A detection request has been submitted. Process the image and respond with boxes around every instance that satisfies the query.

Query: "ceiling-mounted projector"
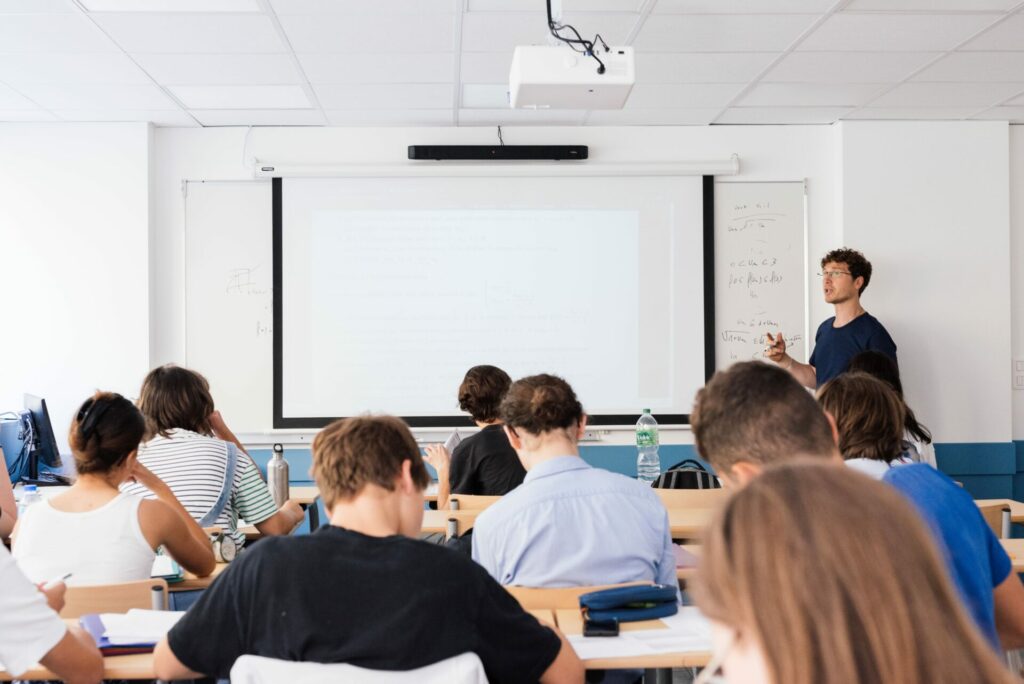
[509,45,635,110]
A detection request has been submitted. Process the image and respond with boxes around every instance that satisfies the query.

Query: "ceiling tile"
[280,14,455,53]
[625,83,745,108]
[457,108,587,125]
[739,82,884,106]
[654,0,836,12]
[314,83,453,109]
[636,52,779,83]
[80,0,260,10]
[844,0,1019,10]
[468,0,642,11]
[914,52,1024,82]
[168,85,311,109]
[91,14,286,53]
[325,109,454,125]
[191,109,325,126]
[867,81,1024,107]
[715,106,851,124]
[0,53,151,85]
[461,52,514,82]
[14,83,179,109]
[765,51,938,83]
[271,0,456,13]
[53,109,197,125]
[0,83,44,109]
[133,54,302,85]
[298,53,454,83]
[0,0,75,11]
[586,108,719,124]
[843,107,978,119]
[961,14,1024,51]
[971,106,1024,122]
[461,12,637,52]
[1009,91,1024,105]
[0,14,118,52]
[797,14,998,52]
[0,109,60,121]
[633,14,821,52]
[462,84,508,108]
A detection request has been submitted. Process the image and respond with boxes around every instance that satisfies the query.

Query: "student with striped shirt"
[123,365,304,548]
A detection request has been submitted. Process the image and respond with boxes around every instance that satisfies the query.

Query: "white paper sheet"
[101,609,185,645]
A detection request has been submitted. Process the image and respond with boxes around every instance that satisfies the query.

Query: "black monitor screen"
[23,394,62,473]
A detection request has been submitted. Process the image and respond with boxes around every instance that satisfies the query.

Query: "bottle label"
[636,429,659,448]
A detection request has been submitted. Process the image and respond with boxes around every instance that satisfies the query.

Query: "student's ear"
[398,459,415,494]
[576,414,588,441]
[503,425,522,450]
[823,410,840,447]
[727,461,762,488]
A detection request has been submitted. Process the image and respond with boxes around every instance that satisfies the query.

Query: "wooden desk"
[289,486,319,506]
[556,609,711,669]
[172,561,230,591]
[421,508,715,539]
[421,509,481,535]
[1001,539,1024,572]
[0,620,156,681]
[976,499,1024,538]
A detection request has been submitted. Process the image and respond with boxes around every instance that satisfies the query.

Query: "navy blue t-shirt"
[884,464,1011,650]
[808,312,896,387]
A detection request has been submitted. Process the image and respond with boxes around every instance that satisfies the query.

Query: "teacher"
[766,247,897,388]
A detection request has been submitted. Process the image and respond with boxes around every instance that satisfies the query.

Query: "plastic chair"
[229,651,488,684]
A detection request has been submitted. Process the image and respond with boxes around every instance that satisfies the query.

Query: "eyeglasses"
[818,270,852,280]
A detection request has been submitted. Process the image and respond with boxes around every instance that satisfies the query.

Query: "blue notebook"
[79,614,155,655]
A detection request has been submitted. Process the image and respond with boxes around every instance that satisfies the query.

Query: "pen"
[43,572,72,590]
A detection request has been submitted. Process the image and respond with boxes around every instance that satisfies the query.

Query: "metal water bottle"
[267,443,289,508]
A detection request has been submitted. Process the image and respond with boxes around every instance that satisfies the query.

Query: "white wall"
[839,121,1011,444]
[0,123,150,450]
[1011,126,1024,441]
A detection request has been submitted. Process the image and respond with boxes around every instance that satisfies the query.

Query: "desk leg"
[1003,510,1012,540]
[643,668,673,684]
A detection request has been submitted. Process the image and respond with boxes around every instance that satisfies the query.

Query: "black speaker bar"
[408,145,588,161]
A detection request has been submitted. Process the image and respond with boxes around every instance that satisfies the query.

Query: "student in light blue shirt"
[471,373,676,590]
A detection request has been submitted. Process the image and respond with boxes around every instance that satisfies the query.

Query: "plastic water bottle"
[18,483,43,516]
[636,409,661,485]
[267,443,290,509]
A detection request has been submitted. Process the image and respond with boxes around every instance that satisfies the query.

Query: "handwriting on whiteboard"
[225,266,273,338]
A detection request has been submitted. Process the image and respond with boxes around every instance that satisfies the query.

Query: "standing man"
[766,247,896,388]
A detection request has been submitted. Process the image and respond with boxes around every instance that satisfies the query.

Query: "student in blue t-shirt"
[765,247,896,388]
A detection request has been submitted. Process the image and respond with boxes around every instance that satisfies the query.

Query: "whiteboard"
[714,181,807,370]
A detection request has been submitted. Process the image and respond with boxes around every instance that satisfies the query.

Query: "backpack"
[651,458,721,489]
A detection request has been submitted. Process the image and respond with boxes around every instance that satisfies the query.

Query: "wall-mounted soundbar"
[408,145,588,161]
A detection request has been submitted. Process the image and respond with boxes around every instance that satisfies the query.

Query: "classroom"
[2,1,1024,682]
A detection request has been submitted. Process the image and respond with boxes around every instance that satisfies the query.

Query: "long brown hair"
[693,462,1014,684]
[137,364,215,437]
[817,371,905,463]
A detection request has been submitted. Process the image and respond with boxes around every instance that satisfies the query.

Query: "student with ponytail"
[12,391,214,585]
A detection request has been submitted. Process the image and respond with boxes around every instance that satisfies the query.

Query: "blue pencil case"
[579,584,679,623]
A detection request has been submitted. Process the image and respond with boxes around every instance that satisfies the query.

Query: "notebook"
[80,610,185,655]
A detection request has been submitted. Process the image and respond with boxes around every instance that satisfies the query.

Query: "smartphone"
[583,617,620,637]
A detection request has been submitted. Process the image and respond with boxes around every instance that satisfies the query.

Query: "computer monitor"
[23,393,63,481]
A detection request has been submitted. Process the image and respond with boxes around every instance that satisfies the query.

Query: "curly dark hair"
[458,365,512,423]
[499,374,584,435]
[821,247,872,295]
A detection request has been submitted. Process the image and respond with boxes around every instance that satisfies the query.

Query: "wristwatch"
[211,530,238,563]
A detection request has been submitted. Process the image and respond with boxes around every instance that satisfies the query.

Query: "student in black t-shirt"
[423,365,526,510]
[153,415,582,683]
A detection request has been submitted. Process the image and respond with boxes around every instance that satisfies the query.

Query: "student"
[846,349,936,466]
[13,391,214,585]
[693,462,1015,684]
[0,450,15,539]
[691,361,1024,652]
[0,544,104,684]
[766,247,896,388]
[816,371,910,479]
[472,374,675,589]
[422,365,525,510]
[124,364,304,548]
[153,414,583,683]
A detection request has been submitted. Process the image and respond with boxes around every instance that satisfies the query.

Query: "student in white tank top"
[13,392,215,586]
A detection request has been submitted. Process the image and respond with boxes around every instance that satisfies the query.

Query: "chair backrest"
[61,578,169,618]
[504,582,647,610]
[977,502,1010,539]
[449,495,501,511]
[654,488,728,510]
[444,510,482,540]
[230,652,488,684]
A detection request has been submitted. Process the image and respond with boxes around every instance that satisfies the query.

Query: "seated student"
[691,361,1024,652]
[124,364,304,548]
[1,451,16,539]
[153,415,583,683]
[0,544,104,684]
[816,371,910,478]
[472,374,675,588]
[847,349,936,466]
[693,462,1015,684]
[13,392,214,585]
[422,364,526,510]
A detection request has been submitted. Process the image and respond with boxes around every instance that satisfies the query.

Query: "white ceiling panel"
[91,14,286,53]
[279,14,455,53]
[191,108,326,126]
[132,54,302,85]
[168,84,310,109]
[0,0,75,11]
[314,83,454,109]
[740,82,884,106]
[0,109,59,121]
[271,0,456,14]
[914,52,1024,82]
[586,108,719,124]
[716,106,852,123]
[326,109,454,125]
[0,83,42,109]
[971,106,1024,121]
[633,14,821,52]
[14,83,179,109]
[461,12,637,52]
[81,0,261,11]
[654,0,837,12]
[636,52,779,83]
[844,107,978,119]
[0,53,151,85]
[797,14,998,52]
[844,0,1020,10]
[462,84,509,108]
[868,81,1024,108]
[468,0,642,11]
[0,14,118,52]
[961,14,1024,51]
[457,108,587,125]
[54,109,197,125]
[461,53,514,82]
[1009,91,1024,105]
[298,53,454,83]
[626,83,745,108]
[765,51,938,83]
